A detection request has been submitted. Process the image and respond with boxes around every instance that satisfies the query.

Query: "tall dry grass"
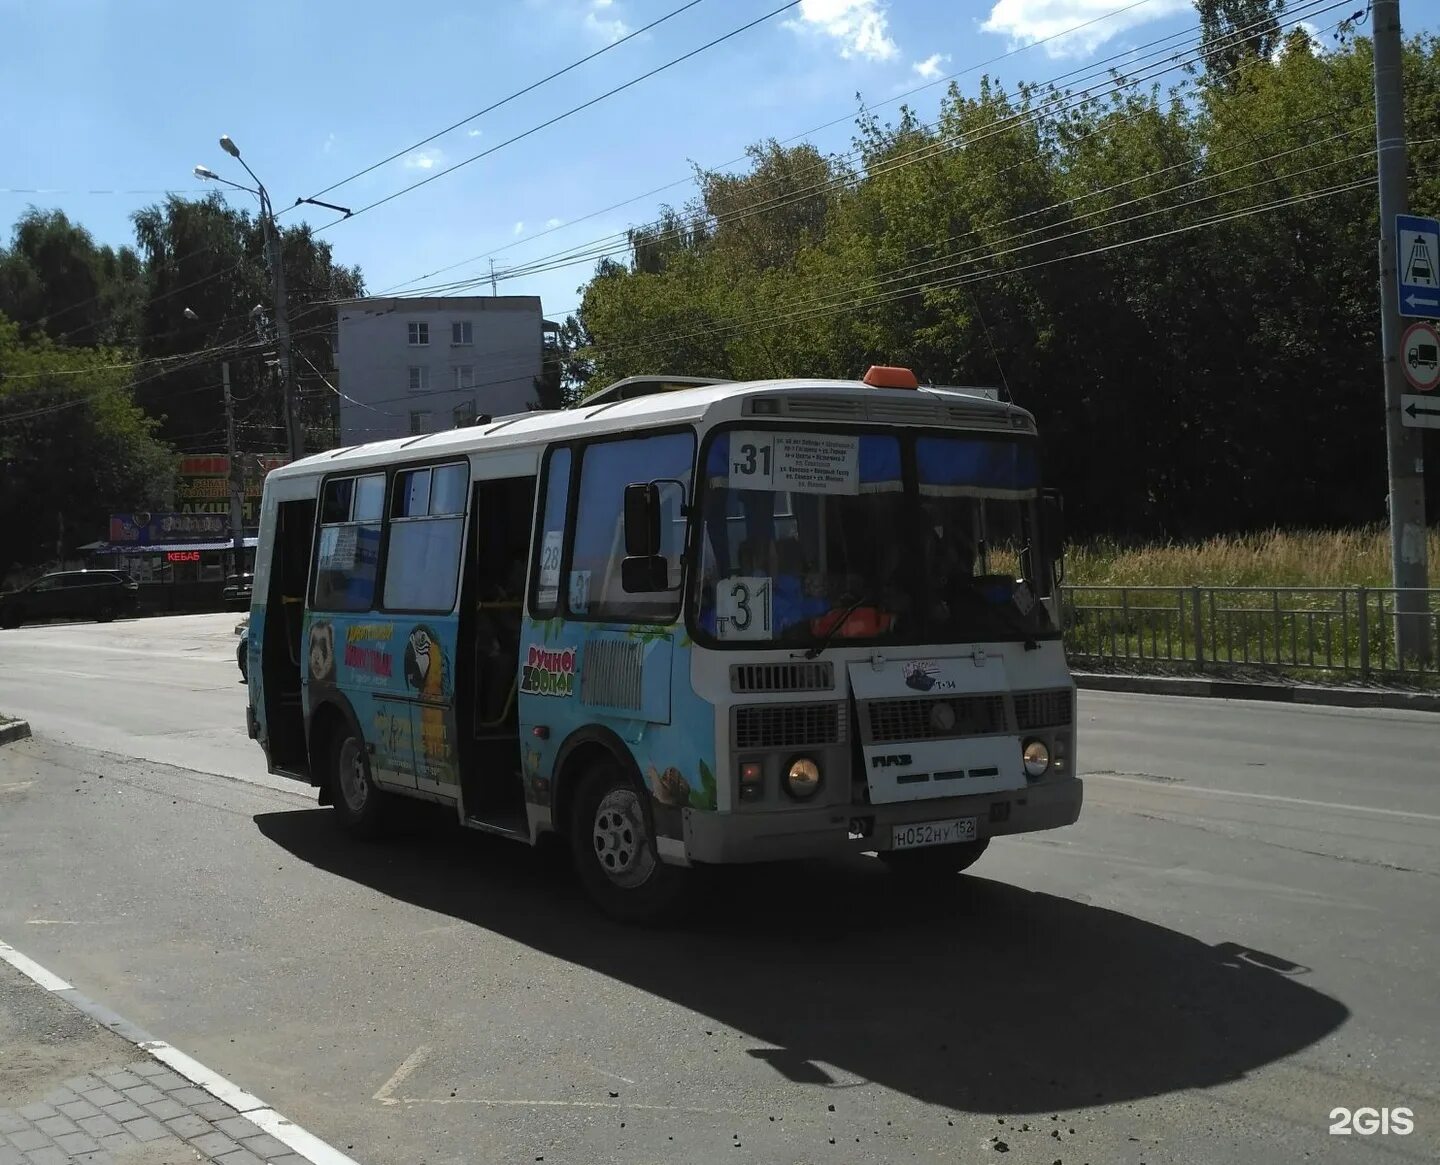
[1068,527,1440,590]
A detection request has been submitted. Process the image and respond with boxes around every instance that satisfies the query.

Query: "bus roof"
[271,376,1031,481]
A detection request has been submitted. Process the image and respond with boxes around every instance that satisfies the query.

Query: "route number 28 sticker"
[716,576,773,640]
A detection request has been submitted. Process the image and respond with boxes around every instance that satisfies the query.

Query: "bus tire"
[329,721,388,840]
[878,838,989,877]
[570,759,690,925]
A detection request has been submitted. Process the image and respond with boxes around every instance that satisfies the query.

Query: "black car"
[0,570,140,629]
[222,572,254,611]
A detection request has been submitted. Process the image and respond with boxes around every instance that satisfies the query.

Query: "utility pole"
[264,217,302,464]
[222,361,245,574]
[490,259,498,297]
[1372,0,1431,665]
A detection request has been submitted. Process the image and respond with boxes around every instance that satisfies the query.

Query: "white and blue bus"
[246,367,1081,921]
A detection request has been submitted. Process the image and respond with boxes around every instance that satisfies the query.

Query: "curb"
[0,718,32,746]
[0,938,360,1165]
[1074,672,1440,714]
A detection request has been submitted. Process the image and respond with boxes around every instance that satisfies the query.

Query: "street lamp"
[193,136,300,464]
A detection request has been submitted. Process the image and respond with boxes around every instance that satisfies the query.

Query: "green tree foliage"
[574,26,1440,538]
[0,315,175,573]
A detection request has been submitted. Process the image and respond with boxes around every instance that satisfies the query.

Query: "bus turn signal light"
[862,365,919,389]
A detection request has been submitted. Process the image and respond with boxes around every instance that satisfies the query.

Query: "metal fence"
[1061,585,1440,680]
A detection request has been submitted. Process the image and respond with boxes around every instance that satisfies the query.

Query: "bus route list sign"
[727,431,860,495]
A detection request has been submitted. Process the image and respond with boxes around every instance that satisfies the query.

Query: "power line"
[317,0,805,231]
[294,0,711,208]
[374,0,1166,296]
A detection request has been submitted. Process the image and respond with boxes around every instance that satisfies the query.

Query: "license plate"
[890,817,977,851]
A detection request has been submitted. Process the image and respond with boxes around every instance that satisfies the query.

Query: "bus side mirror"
[1041,488,1065,585]
[622,482,667,593]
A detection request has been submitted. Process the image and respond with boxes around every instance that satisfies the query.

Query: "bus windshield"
[693,428,1056,648]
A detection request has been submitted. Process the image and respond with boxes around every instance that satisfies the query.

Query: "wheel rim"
[591,787,654,889]
[337,736,368,814]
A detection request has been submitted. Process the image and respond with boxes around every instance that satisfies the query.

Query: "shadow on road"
[255,806,1347,1115]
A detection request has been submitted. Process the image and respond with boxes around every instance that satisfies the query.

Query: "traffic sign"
[1400,319,1440,393]
[1402,395,1440,429]
[1396,213,1440,317]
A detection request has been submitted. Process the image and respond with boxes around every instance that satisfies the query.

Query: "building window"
[454,365,474,391]
[451,320,473,346]
[313,473,386,612]
[453,399,476,427]
[408,365,429,392]
[568,431,694,622]
[409,410,431,435]
[383,463,469,612]
[408,321,429,346]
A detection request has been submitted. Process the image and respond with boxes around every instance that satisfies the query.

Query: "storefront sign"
[110,512,229,544]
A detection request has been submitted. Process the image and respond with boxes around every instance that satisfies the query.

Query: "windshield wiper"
[803,594,875,660]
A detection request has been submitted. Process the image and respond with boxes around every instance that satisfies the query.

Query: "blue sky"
[3,0,1437,321]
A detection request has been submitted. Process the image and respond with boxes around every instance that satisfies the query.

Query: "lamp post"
[194,135,301,464]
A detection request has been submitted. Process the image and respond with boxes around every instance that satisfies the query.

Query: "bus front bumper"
[680,778,1082,865]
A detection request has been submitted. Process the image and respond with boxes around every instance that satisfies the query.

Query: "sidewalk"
[0,957,305,1165]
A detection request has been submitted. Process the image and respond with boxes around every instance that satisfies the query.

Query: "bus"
[245,366,1081,921]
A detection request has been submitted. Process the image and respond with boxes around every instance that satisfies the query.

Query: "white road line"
[397,1097,744,1114]
[374,1044,432,1104]
[0,936,361,1165]
[0,939,71,990]
[1089,772,1440,823]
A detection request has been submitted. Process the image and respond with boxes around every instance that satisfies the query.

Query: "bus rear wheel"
[878,838,990,877]
[570,760,690,925]
[330,723,388,839]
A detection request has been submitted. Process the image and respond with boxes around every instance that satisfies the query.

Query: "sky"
[3,0,1438,322]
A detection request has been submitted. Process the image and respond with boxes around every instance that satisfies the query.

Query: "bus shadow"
[254,806,1348,1115]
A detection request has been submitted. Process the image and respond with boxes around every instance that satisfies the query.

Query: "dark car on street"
[222,572,254,611]
[0,569,140,628]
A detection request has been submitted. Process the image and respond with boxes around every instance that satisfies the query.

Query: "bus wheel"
[878,838,990,877]
[330,725,387,839]
[571,760,689,924]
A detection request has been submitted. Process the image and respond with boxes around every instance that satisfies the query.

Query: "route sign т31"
[1396,213,1440,318]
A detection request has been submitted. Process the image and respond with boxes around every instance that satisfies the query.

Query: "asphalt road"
[0,614,1436,1164]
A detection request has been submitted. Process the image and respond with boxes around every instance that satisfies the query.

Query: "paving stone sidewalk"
[1,958,307,1165]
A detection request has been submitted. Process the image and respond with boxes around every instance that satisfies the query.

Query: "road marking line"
[396,1096,743,1114]
[587,1065,637,1085]
[0,939,71,990]
[1089,772,1440,823]
[0,935,361,1165]
[374,1044,432,1105]
[25,919,82,925]
[0,781,34,793]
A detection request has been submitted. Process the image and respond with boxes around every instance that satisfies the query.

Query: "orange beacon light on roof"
[862,365,919,389]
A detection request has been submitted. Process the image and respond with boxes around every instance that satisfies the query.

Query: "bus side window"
[313,472,385,612]
[531,446,571,616]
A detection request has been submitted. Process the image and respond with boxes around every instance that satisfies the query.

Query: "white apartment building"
[335,296,549,444]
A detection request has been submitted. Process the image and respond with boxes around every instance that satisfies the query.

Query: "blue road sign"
[1397,213,1440,318]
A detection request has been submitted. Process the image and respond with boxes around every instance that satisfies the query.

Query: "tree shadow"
[254,806,1348,1115]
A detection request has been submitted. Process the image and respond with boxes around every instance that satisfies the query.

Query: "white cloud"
[403,148,444,170]
[980,0,1189,60]
[467,128,483,138]
[912,52,950,80]
[545,217,564,229]
[322,132,337,155]
[789,0,898,62]
[513,221,525,236]
[585,0,629,42]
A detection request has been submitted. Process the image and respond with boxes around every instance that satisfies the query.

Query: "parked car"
[0,570,140,629]
[236,620,248,682]
[222,572,254,611]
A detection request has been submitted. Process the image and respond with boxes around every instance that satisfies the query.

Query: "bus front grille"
[865,694,1009,743]
[1013,688,1073,730]
[734,702,846,750]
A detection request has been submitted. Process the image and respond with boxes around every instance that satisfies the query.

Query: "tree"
[1195,0,1286,87]
[0,315,175,576]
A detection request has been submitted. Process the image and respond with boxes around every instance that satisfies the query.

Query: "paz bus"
[245,367,1081,921]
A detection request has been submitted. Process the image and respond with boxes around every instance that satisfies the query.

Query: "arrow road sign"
[1396,213,1440,318]
[1402,394,1440,429]
[1400,319,1440,392]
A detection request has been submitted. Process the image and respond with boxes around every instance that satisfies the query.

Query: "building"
[335,296,550,444]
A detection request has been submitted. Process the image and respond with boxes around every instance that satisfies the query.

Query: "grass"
[1060,527,1440,685]
[1068,526,1440,589]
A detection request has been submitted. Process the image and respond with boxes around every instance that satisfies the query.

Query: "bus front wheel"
[878,838,990,877]
[570,760,690,925]
[330,724,388,839]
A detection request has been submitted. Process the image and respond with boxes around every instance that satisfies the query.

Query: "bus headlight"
[784,757,822,800]
[1022,739,1050,780]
